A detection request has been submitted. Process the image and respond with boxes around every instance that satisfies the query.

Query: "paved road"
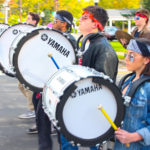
[0,75,59,150]
[0,62,128,150]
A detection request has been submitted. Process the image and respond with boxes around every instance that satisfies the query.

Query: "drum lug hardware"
[96,143,100,147]
[121,121,124,126]
[77,143,81,146]
[57,126,61,130]
[102,141,107,144]
[123,96,131,106]
[55,120,59,124]
[70,141,75,146]
[11,49,15,54]
[26,86,30,90]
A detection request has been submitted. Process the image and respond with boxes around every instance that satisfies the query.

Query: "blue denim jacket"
[114,74,150,150]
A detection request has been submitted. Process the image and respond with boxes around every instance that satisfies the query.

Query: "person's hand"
[115,128,143,144]
[115,128,132,144]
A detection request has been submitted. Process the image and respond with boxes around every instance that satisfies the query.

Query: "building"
[106,9,137,33]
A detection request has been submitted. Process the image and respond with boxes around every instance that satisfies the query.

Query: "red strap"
[78,57,82,65]
[36,93,41,99]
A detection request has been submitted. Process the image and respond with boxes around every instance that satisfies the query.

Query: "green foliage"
[8,14,19,25]
[110,41,126,59]
[118,54,125,59]
[41,8,52,25]
[141,0,150,12]
[0,0,141,25]
[110,41,126,52]
[121,10,136,18]
[99,0,140,9]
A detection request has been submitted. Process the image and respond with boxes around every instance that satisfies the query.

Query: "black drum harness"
[77,33,100,66]
[118,73,150,106]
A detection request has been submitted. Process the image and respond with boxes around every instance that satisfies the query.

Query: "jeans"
[60,135,99,150]
[34,94,53,150]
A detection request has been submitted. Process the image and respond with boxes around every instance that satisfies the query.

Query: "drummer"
[119,8,150,48]
[114,38,150,149]
[18,12,40,120]
[60,5,118,150]
[132,8,150,39]
[26,12,40,26]
[32,10,77,150]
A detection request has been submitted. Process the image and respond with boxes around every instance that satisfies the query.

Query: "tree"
[99,0,140,9]
[0,0,141,25]
[0,0,5,5]
[141,0,150,12]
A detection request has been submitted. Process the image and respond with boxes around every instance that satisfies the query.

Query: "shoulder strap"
[76,35,83,50]
[80,33,97,52]
[127,75,150,97]
[118,73,134,89]
[77,33,103,52]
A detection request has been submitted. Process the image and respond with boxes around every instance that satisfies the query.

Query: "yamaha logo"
[41,34,48,41]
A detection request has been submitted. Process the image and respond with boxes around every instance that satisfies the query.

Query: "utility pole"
[3,0,9,24]
[54,0,58,11]
[19,0,22,22]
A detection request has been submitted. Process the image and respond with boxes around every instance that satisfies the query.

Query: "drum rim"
[0,23,9,27]
[13,28,77,92]
[0,23,34,39]
[56,76,124,147]
[0,23,34,75]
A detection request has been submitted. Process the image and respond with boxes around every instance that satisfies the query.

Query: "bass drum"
[0,23,34,75]
[0,23,9,35]
[12,27,76,92]
[42,65,124,147]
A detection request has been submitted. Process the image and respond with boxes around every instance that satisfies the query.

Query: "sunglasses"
[124,53,135,62]
[135,16,140,20]
[80,15,90,21]
[53,19,64,24]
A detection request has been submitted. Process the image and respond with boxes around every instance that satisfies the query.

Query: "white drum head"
[0,23,34,75]
[63,78,117,139]
[13,28,76,92]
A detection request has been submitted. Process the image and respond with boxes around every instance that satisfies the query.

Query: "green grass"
[118,54,125,59]
[110,41,126,52]
[110,41,126,59]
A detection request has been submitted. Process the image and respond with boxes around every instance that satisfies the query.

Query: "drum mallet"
[48,53,60,69]
[98,105,130,147]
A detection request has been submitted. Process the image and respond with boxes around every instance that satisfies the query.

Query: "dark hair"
[136,38,150,75]
[136,8,150,23]
[29,12,40,26]
[142,63,150,75]
[56,10,73,32]
[83,5,109,29]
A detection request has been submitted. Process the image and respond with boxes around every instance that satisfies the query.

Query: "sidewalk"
[0,76,58,150]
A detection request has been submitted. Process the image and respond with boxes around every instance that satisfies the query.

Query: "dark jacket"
[65,31,77,49]
[131,26,150,39]
[80,32,118,82]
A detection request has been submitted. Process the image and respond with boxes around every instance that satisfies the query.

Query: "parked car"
[102,26,118,41]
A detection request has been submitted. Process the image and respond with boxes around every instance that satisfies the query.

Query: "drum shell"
[0,23,34,75]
